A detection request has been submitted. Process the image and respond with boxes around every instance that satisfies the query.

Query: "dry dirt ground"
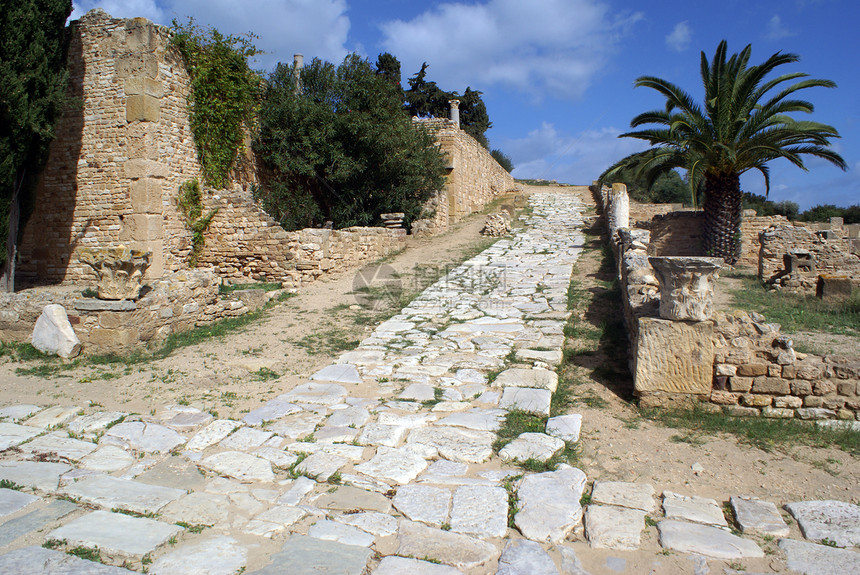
[1,184,858,574]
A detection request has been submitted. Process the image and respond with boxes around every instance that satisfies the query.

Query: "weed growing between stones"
[0,479,23,491]
[67,546,102,563]
[501,474,523,528]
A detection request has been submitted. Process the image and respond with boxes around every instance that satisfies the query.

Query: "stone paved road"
[0,191,858,574]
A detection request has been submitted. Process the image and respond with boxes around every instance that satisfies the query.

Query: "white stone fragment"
[590,481,655,512]
[354,447,428,485]
[449,485,508,539]
[499,433,564,463]
[662,491,728,527]
[200,451,275,483]
[308,519,375,547]
[657,519,764,559]
[785,500,860,547]
[584,504,646,550]
[185,420,242,451]
[515,465,587,544]
[393,485,451,527]
[730,496,789,537]
[31,304,81,358]
[545,414,582,442]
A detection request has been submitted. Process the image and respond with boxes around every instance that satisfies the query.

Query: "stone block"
[98,312,124,329]
[725,405,760,417]
[817,275,852,300]
[813,379,837,396]
[751,377,790,395]
[823,397,846,410]
[791,381,813,396]
[710,390,738,405]
[741,394,773,407]
[124,77,164,98]
[782,365,797,379]
[767,364,782,377]
[762,407,795,419]
[774,396,803,409]
[849,238,860,255]
[634,318,714,395]
[115,53,158,78]
[31,305,81,359]
[714,364,737,377]
[837,382,857,396]
[130,178,163,214]
[803,395,823,408]
[737,363,768,377]
[120,214,163,242]
[124,159,169,179]
[729,376,753,393]
[89,328,139,348]
[126,94,160,122]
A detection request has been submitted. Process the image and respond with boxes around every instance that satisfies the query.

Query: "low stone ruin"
[481,210,512,237]
[595,183,860,422]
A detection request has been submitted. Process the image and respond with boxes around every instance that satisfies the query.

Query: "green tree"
[0,0,73,291]
[255,54,445,230]
[600,165,690,205]
[170,19,261,189]
[602,40,846,263]
[375,52,403,101]
[490,149,514,173]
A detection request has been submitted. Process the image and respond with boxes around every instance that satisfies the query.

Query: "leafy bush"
[170,19,261,189]
[178,179,217,266]
[255,54,445,231]
[742,193,799,219]
[491,149,514,173]
[798,204,860,224]
[600,165,691,205]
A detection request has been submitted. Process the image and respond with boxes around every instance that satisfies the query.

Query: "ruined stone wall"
[759,222,860,290]
[593,185,859,421]
[412,118,516,234]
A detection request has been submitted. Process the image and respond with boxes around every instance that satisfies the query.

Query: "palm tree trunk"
[702,172,742,264]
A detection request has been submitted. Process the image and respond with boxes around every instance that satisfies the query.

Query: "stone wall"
[759,221,860,291]
[412,118,516,234]
[0,270,273,355]
[593,184,860,421]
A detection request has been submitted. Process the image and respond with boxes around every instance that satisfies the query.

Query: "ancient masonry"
[15,9,514,289]
[598,184,860,422]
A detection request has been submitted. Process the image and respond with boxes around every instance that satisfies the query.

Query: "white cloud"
[665,21,691,52]
[765,15,795,41]
[70,0,351,70]
[379,0,643,100]
[503,123,646,184]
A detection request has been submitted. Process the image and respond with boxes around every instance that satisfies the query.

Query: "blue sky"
[71,0,859,209]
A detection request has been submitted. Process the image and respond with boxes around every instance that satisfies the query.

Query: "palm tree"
[602,40,846,263]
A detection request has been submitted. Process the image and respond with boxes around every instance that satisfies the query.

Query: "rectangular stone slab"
[0,546,134,574]
[61,475,185,514]
[0,500,77,547]
[634,318,714,394]
[48,510,182,557]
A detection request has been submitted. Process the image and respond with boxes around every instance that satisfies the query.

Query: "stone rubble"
[0,192,854,574]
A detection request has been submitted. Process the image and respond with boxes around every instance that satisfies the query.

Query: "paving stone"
[545,414,582,442]
[314,485,393,513]
[559,546,591,575]
[377,411,438,427]
[253,447,298,469]
[354,446,429,484]
[499,432,564,463]
[437,409,505,431]
[311,364,363,384]
[48,510,183,558]
[396,520,499,571]
[590,481,655,512]
[62,474,185,514]
[0,546,133,574]
[338,350,386,365]
[277,476,317,506]
[149,536,247,574]
[426,460,469,476]
[0,499,77,547]
[0,422,42,450]
[407,426,495,463]
[244,506,307,537]
[584,504,647,550]
[340,473,393,494]
[0,404,41,422]
[104,422,186,453]
[0,488,39,517]
[494,368,558,392]
[400,383,436,401]
[779,538,860,575]
[295,451,348,481]
[315,425,359,443]
[200,451,275,482]
[730,496,789,537]
[242,400,302,426]
[160,491,233,525]
[219,427,273,450]
[662,491,728,527]
[327,406,370,428]
[496,538,558,575]
[449,485,508,539]
[358,423,408,447]
[68,412,127,435]
[515,348,563,367]
[309,519,375,547]
[23,406,81,429]
[785,500,860,547]
[374,556,464,575]
[185,420,242,451]
[393,485,451,527]
[279,383,348,405]
[287,441,366,461]
[515,465,587,544]
[657,519,764,559]
[133,458,207,492]
[21,431,98,461]
[269,411,326,438]
[0,461,72,492]
[163,410,212,431]
[336,512,398,537]
[499,387,551,416]
[248,535,371,575]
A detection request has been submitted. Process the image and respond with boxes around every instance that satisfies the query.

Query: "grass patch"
[501,474,523,528]
[0,479,24,491]
[67,546,102,563]
[644,406,860,455]
[295,329,360,356]
[493,409,547,453]
[251,367,280,381]
[729,276,860,336]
